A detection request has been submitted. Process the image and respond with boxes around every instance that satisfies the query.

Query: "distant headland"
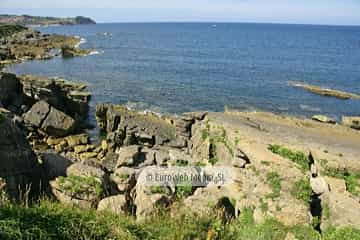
[0,14,96,26]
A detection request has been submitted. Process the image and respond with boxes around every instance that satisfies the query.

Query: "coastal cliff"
[0,26,360,239]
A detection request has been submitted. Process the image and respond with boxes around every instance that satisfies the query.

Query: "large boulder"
[66,162,106,184]
[97,195,128,215]
[24,101,76,137]
[40,151,72,180]
[110,167,136,193]
[134,185,171,220]
[50,162,107,208]
[310,177,329,195]
[24,100,50,128]
[41,105,75,137]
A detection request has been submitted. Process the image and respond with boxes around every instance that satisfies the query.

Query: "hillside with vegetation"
[0,15,96,26]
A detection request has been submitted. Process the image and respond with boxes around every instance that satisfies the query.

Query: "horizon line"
[93,21,360,27]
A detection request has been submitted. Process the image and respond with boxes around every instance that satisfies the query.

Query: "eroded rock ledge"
[1,75,360,233]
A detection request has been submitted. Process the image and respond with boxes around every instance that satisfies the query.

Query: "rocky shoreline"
[0,25,91,69]
[1,26,360,237]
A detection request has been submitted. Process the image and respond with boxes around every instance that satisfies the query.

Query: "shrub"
[56,175,103,198]
[175,182,193,199]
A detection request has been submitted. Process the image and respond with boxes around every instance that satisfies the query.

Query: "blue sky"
[1,0,360,25]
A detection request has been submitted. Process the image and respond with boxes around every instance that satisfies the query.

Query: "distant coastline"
[0,14,96,27]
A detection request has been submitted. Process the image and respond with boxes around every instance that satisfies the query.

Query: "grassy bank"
[0,200,359,240]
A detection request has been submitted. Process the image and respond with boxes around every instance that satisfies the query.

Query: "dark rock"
[0,114,38,177]
[0,113,42,198]
[0,46,13,60]
[0,72,22,107]
[41,151,73,180]
[41,106,75,137]
[23,100,50,128]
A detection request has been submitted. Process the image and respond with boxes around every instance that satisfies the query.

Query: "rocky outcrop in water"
[0,25,92,69]
[61,45,91,58]
[289,81,360,100]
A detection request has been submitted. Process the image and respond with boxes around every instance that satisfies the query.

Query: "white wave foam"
[88,50,103,56]
[75,37,87,48]
[125,101,165,117]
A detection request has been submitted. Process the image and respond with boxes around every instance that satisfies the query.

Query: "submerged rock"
[312,115,336,124]
[289,81,360,100]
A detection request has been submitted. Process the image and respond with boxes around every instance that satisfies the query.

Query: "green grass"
[56,175,103,198]
[259,198,269,213]
[234,137,240,146]
[0,112,5,125]
[322,227,360,240]
[291,178,312,205]
[266,172,281,199]
[344,174,360,196]
[322,204,330,221]
[116,174,130,180]
[319,160,360,196]
[261,161,271,166]
[149,186,169,195]
[268,144,310,172]
[172,160,188,167]
[201,128,209,141]
[175,182,193,199]
[226,207,319,240]
[0,199,359,240]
